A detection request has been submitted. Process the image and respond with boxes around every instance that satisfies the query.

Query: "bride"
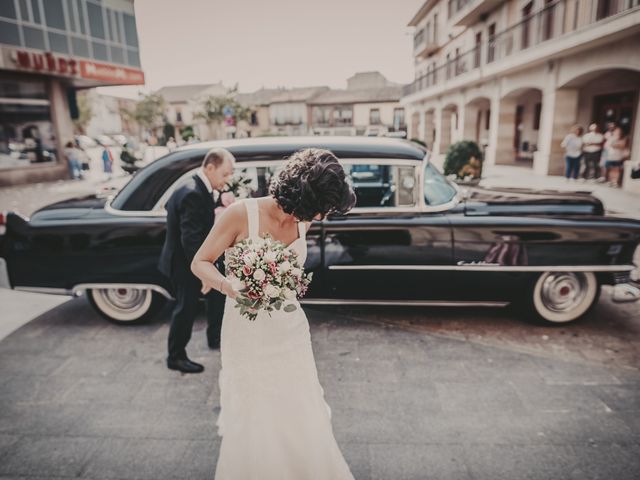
[191,148,357,479]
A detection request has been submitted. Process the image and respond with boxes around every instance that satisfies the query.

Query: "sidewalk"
[480,164,640,219]
[0,299,638,479]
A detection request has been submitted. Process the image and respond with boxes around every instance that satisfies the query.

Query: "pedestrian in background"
[604,126,629,188]
[101,143,114,179]
[582,123,604,180]
[64,141,82,180]
[561,125,583,181]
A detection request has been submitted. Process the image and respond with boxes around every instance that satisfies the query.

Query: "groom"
[159,148,235,374]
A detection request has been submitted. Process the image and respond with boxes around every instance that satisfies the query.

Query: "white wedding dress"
[215,197,355,480]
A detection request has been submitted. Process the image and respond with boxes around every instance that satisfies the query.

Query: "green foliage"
[122,93,166,133]
[443,140,484,179]
[162,122,175,142]
[180,125,194,141]
[194,89,251,127]
[73,92,93,134]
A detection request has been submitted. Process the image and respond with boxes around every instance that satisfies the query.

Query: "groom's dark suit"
[159,173,225,360]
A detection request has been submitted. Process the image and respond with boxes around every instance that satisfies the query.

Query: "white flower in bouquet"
[224,234,313,321]
[264,284,280,298]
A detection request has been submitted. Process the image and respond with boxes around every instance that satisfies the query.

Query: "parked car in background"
[1,137,638,325]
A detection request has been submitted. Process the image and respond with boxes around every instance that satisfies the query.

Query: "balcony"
[448,0,504,27]
[413,28,439,59]
[404,0,640,98]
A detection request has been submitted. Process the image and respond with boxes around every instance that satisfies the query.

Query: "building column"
[418,108,426,143]
[623,94,640,194]
[432,104,443,166]
[485,94,501,166]
[49,78,75,178]
[535,87,579,175]
[405,106,414,140]
[424,110,435,149]
[455,103,465,143]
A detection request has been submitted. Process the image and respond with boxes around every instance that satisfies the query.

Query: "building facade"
[403,0,640,192]
[0,0,144,186]
[268,86,329,136]
[309,72,406,136]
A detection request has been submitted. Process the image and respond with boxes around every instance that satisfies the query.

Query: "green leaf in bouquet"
[274,300,283,310]
[284,304,297,313]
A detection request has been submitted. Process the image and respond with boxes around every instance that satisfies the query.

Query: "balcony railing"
[405,0,637,96]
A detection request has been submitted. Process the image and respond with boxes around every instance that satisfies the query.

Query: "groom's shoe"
[167,356,204,374]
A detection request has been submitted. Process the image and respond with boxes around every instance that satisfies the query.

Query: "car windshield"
[423,162,457,206]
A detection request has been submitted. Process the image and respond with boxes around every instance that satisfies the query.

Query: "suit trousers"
[167,263,225,360]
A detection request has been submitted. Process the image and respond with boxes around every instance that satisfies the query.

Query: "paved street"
[0,295,639,480]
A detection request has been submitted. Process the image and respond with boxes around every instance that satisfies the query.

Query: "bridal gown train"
[215,197,355,480]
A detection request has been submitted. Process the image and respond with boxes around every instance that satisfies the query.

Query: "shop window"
[44,0,66,30]
[0,0,17,19]
[0,75,58,170]
[92,41,108,61]
[23,26,45,50]
[48,32,69,53]
[71,36,89,57]
[87,2,105,39]
[0,20,20,45]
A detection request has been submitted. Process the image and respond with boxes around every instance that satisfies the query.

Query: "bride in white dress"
[191,148,357,480]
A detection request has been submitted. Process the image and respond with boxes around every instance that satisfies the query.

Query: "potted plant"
[443,140,483,185]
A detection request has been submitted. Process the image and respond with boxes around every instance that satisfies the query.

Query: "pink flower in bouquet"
[214,191,237,217]
[247,290,261,300]
[242,265,253,276]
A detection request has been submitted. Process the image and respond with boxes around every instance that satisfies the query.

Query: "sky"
[97,0,424,98]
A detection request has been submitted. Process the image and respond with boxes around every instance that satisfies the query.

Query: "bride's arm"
[191,202,245,299]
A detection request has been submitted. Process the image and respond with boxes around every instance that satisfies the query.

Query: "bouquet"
[225,235,313,321]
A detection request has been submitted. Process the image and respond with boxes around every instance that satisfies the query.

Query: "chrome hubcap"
[540,273,588,313]
[97,288,149,313]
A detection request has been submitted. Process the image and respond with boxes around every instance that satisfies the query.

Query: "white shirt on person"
[582,132,603,153]
[561,133,583,158]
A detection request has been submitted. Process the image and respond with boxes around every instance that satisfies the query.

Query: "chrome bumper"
[612,283,640,303]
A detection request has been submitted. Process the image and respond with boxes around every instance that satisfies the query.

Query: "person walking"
[158,148,235,374]
[101,143,114,179]
[561,125,583,181]
[581,123,604,180]
[64,141,82,180]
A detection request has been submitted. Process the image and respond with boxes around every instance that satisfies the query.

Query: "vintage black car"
[1,137,639,325]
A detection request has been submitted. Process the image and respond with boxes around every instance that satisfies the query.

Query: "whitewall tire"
[87,287,165,324]
[530,271,599,324]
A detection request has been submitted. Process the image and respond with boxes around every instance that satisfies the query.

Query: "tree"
[194,90,251,137]
[73,91,93,134]
[121,93,166,135]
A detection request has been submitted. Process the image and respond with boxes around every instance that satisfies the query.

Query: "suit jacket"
[158,174,217,278]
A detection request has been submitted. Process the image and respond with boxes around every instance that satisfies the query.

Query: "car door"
[317,159,455,302]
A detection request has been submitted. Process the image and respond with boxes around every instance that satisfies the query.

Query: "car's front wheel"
[526,271,600,324]
[87,287,166,324]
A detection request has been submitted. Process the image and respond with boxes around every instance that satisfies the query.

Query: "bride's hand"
[219,278,240,299]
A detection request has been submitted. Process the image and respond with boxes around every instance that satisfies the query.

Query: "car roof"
[177,136,427,161]
[111,136,428,211]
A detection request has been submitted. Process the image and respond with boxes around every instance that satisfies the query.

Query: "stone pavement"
[0,298,638,480]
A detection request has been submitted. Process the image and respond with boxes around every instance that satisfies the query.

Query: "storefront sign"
[2,47,144,86]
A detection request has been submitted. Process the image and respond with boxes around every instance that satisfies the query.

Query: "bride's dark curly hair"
[269,148,356,221]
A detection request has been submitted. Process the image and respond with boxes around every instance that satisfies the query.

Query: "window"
[123,13,138,47]
[0,20,19,45]
[44,0,66,29]
[75,0,86,34]
[48,31,69,53]
[313,106,331,126]
[23,26,45,49]
[487,23,496,63]
[474,32,482,68]
[333,106,352,126]
[0,0,17,19]
[30,0,41,23]
[342,164,416,208]
[71,36,89,56]
[393,108,405,130]
[87,2,105,39]
[92,41,108,60]
[369,108,381,125]
[423,162,457,206]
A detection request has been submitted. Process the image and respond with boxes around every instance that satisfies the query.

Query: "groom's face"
[205,157,234,190]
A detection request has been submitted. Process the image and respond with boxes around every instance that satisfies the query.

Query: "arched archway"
[495,87,543,167]
[463,97,491,147]
[441,103,459,153]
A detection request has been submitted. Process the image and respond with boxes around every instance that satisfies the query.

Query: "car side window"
[154,164,284,211]
[423,162,457,206]
[342,163,416,208]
